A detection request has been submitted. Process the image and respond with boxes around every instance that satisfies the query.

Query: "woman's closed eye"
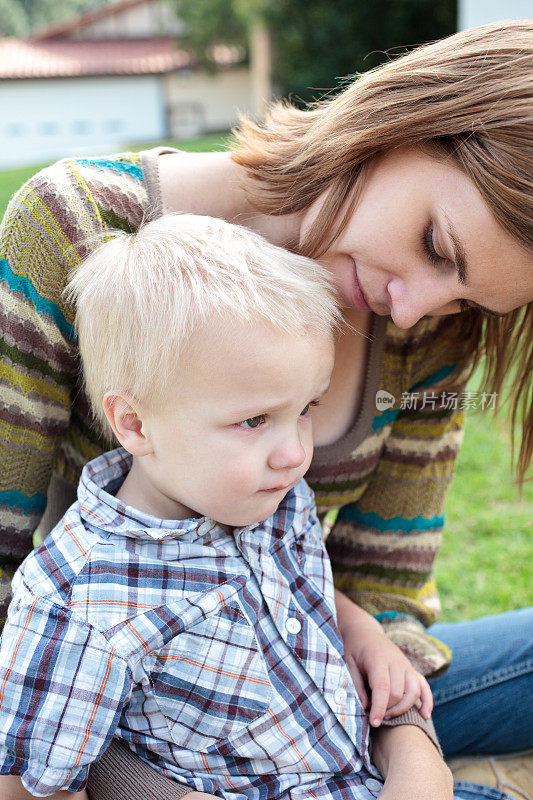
[422,222,460,274]
[423,224,480,314]
[422,223,448,266]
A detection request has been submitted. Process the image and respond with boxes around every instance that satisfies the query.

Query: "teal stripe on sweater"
[371,363,459,431]
[375,611,410,623]
[0,490,46,513]
[76,158,143,181]
[339,506,444,532]
[0,259,76,340]
[372,407,401,432]
[412,363,458,390]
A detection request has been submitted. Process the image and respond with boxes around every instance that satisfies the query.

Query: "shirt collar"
[78,448,206,541]
[78,447,312,544]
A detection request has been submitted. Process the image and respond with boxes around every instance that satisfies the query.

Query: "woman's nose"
[387,276,458,329]
[267,433,307,471]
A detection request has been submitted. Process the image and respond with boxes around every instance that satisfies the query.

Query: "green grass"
[0,163,50,218]
[435,380,533,621]
[1,135,531,621]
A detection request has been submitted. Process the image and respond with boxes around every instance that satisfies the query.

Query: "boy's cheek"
[220,467,258,497]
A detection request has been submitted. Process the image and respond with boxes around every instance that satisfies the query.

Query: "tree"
[268,0,456,102]
[0,0,29,36]
[171,0,248,61]
[172,0,272,114]
[0,0,105,36]
[170,0,456,101]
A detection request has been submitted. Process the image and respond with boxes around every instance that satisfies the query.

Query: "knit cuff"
[87,738,192,800]
[380,708,443,756]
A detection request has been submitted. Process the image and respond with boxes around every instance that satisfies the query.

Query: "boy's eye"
[237,415,265,429]
[301,400,319,417]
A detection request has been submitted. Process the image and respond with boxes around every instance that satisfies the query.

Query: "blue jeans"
[453,783,517,799]
[428,607,533,757]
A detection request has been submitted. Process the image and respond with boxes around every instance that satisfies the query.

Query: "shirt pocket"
[147,602,272,752]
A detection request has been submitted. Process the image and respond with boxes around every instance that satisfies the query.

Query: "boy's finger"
[386,668,406,708]
[347,661,368,709]
[383,672,420,718]
[419,677,434,719]
[368,668,391,726]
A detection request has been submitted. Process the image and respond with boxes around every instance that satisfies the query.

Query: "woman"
[0,20,531,800]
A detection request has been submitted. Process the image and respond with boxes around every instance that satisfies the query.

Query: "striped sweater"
[0,148,470,675]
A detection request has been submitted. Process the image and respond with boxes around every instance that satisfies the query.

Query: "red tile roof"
[0,37,241,79]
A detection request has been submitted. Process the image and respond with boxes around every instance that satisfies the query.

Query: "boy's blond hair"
[67,214,340,437]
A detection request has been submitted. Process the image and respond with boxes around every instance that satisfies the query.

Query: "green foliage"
[22,0,104,30]
[266,0,456,100]
[168,0,455,99]
[0,0,29,36]
[170,0,248,68]
[0,0,106,36]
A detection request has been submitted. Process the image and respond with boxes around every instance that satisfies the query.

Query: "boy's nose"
[267,435,307,472]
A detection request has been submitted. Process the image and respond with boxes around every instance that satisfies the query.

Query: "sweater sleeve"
[325,315,472,678]
[0,154,148,627]
[0,163,81,622]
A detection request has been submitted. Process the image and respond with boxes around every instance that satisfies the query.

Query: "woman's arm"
[372,726,453,800]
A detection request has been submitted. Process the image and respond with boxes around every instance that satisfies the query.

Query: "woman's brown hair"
[232,21,533,481]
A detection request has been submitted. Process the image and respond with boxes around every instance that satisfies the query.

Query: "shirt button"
[197,520,212,534]
[285,617,301,635]
[334,687,347,705]
[366,779,382,792]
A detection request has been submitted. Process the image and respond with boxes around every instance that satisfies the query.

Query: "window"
[72,120,92,135]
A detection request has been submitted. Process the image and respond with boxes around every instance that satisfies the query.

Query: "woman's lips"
[352,264,390,315]
[351,264,372,312]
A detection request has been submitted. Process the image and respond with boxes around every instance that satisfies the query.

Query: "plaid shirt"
[0,448,383,799]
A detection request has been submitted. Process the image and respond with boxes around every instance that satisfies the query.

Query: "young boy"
[0,215,432,800]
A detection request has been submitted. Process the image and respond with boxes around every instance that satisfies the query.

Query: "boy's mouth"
[260,483,292,493]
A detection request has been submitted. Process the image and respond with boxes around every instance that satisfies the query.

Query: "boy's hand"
[334,589,433,727]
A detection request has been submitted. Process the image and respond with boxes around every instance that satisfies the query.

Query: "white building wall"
[164,68,253,137]
[0,75,166,168]
[458,0,532,29]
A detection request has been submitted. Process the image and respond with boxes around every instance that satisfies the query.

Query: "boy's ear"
[102,392,153,456]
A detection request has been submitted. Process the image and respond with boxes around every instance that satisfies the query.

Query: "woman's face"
[299,147,533,328]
